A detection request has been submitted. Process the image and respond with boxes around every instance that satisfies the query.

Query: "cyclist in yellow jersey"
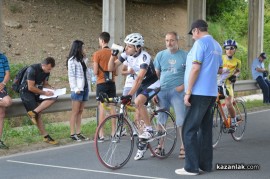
[219,39,241,130]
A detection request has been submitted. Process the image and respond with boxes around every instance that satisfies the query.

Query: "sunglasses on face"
[225,47,235,51]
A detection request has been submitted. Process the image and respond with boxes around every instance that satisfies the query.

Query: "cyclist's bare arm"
[121,64,128,75]
[122,64,135,76]
[233,68,240,76]
[108,55,122,71]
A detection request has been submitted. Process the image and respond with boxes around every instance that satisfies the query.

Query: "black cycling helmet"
[223,39,238,49]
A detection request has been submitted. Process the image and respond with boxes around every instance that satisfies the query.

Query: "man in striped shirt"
[0,53,12,149]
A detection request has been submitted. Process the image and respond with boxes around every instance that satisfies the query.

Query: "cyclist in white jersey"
[108,33,161,160]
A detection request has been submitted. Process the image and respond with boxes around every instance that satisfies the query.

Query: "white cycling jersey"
[119,51,159,88]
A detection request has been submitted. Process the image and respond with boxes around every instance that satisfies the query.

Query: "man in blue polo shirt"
[251,52,270,104]
[175,19,223,176]
[0,53,12,149]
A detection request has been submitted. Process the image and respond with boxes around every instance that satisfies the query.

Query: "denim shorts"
[157,88,185,126]
[71,88,89,102]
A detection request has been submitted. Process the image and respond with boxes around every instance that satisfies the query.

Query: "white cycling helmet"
[124,33,144,47]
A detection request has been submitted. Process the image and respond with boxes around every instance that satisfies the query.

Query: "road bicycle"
[94,93,177,169]
[212,85,247,148]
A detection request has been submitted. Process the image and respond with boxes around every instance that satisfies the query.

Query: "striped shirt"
[0,53,10,82]
[68,56,90,92]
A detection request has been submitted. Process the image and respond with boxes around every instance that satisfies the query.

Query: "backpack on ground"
[12,66,29,93]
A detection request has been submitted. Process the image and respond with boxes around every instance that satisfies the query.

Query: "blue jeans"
[182,95,216,173]
[256,76,270,103]
[157,88,185,126]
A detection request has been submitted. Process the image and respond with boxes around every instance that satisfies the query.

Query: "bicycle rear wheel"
[231,100,247,141]
[148,109,177,159]
[212,104,223,148]
[94,114,134,169]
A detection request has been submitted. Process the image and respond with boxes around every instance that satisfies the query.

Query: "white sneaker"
[175,168,199,176]
[134,149,146,160]
[138,130,153,139]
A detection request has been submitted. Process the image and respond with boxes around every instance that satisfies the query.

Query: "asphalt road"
[0,109,269,179]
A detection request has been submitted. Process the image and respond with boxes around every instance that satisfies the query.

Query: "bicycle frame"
[95,96,178,169]
[100,98,171,143]
[216,95,231,128]
[233,100,244,124]
[213,85,247,148]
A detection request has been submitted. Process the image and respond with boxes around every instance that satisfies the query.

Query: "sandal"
[179,148,185,159]
[151,147,161,157]
[151,146,165,157]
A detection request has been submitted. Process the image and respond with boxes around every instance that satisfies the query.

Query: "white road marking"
[7,160,168,179]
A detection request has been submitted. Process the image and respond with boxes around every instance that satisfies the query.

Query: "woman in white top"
[67,40,90,141]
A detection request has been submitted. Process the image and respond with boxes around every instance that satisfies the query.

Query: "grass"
[1,99,268,151]
[1,118,97,148]
[244,99,270,111]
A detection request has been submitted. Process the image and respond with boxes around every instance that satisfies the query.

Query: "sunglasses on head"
[225,46,235,50]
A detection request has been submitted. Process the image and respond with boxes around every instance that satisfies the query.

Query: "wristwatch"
[186,90,192,95]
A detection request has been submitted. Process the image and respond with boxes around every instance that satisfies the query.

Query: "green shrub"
[208,0,270,73]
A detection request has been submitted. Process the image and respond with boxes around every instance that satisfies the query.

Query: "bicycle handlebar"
[98,92,121,103]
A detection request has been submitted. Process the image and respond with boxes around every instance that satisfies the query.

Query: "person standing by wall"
[92,32,117,142]
[67,40,90,142]
[175,19,222,175]
[153,31,187,159]
[0,53,12,149]
[251,52,270,104]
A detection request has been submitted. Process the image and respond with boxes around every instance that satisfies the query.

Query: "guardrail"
[6,80,260,118]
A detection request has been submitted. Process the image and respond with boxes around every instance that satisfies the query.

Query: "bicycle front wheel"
[231,100,247,141]
[148,109,177,159]
[94,114,134,169]
[212,104,223,148]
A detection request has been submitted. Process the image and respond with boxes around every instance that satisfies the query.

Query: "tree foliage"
[206,0,248,21]
[207,0,270,79]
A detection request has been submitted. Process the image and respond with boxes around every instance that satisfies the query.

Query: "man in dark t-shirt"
[19,57,58,145]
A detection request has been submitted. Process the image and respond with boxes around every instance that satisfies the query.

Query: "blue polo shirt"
[184,35,223,96]
[0,53,10,82]
[251,58,264,80]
